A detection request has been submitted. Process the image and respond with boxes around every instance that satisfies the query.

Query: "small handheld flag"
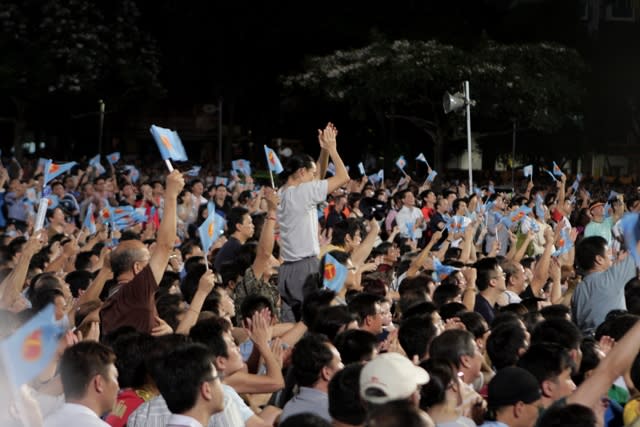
[416,153,429,167]
[523,165,533,178]
[231,159,252,177]
[432,257,459,281]
[323,253,348,292]
[150,124,188,171]
[264,146,284,174]
[186,165,202,177]
[327,162,336,176]
[552,161,564,177]
[0,304,64,388]
[264,145,283,187]
[571,173,582,193]
[395,156,407,171]
[89,154,106,175]
[215,176,228,186]
[123,165,140,183]
[198,211,226,268]
[426,170,438,183]
[535,194,545,219]
[106,152,120,165]
[83,204,96,235]
[43,160,77,186]
[357,162,365,176]
[552,227,573,257]
[543,169,558,182]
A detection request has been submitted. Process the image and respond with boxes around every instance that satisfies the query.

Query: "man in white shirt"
[44,342,119,427]
[155,343,224,427]
[395,190,425,241]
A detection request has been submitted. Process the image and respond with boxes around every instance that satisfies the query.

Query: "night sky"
[1,0,638,169]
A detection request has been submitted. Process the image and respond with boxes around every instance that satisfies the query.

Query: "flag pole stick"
[269,170,275,189]
[164,159,174,172]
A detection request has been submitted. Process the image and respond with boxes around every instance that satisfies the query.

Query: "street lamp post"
[443,81,475,190]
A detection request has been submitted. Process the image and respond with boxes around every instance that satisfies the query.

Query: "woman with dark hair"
[277,122,349,321]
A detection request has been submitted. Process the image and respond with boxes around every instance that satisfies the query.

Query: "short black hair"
[399,316,438,361]
[486,322,527,370]
[575,236,607,272]
[226,207,249,237]
[517,342,574,385]
[291,333,334,388]
[474,257,500,291]
[347,293,383,325]
[538,403,597,427]
[154,343,218,414]
[531,318,582,352]
[311,305,357,343]
[60,341,116,400]
[333,329,377,364]
[328,363,366,425]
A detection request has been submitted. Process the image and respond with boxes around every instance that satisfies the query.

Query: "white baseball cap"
[360,353,430,404]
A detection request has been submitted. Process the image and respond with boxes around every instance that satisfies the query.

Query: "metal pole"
[98,100,105,155]
[217,97,223,174]
[512,120,516,191]
[464,81,473,190]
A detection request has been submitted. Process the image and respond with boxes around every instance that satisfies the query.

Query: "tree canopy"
[283,38,588,168]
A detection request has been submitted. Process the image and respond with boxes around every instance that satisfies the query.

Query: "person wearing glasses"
[473,257,507,324]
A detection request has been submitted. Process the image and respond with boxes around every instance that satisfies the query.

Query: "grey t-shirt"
[572,255,637,333]
[278,180,328,262]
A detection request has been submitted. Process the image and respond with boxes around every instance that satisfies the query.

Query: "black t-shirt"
[214,236,242,271]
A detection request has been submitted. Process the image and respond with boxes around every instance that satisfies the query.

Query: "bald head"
[110,240,150,278]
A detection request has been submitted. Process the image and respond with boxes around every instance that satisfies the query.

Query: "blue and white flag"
[323,253,348,292]
[523,165,533,178]
[0,304,64,388]
[395,156,407,171]
[416,153,430,168]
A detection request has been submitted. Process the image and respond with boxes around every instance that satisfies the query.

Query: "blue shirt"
[280,387,330,423]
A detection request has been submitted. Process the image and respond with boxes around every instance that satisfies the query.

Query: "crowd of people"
[2,121,640,427]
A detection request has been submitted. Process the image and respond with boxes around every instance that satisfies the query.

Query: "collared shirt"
[128,384,248,427]
[280,387,330,423]
[166,413,203,427]
[479,421,509,427]
[44,403,109,427]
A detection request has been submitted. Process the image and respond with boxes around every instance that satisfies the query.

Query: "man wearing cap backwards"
[479,366,542,427]
[584,199,623,245]
[360,352,434,425]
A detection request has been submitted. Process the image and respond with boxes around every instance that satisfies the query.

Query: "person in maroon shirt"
[100,170,184,336]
